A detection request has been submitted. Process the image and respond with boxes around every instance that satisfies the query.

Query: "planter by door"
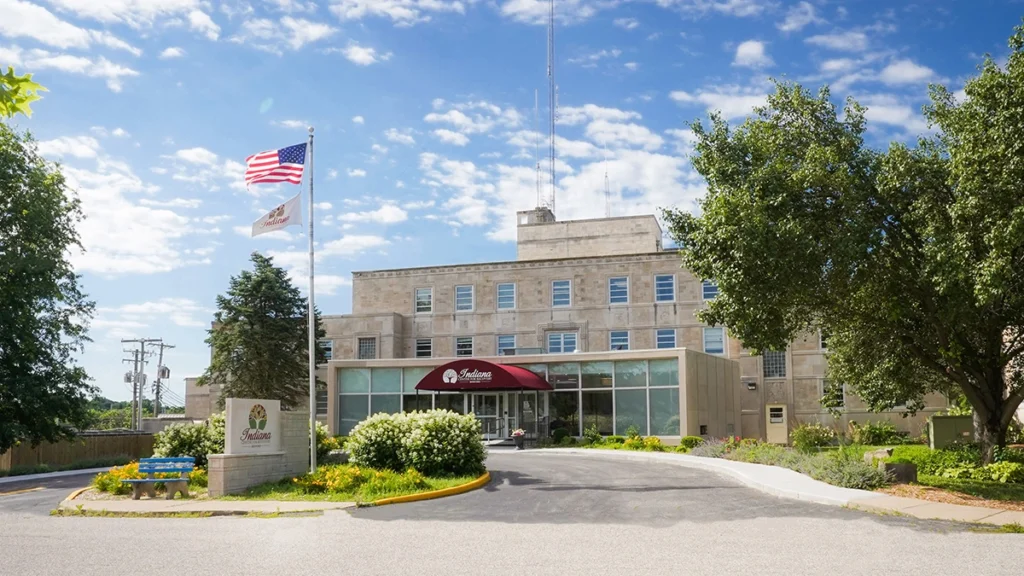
[513,435,525,450]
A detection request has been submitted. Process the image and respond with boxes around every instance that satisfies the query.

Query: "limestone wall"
[208,410,310,497]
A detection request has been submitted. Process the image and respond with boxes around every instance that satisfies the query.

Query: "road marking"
[0,487,44,497]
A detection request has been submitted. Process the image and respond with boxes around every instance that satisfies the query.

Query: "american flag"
[244,143,307,186]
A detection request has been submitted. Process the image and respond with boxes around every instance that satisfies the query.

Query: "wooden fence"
[0,432,154,472]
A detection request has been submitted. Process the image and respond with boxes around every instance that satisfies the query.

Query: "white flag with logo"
[252,193,302,237]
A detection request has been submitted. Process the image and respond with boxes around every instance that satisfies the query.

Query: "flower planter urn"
[513,435,525,450]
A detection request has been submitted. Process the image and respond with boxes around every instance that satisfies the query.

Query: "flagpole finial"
[308,126,314,135]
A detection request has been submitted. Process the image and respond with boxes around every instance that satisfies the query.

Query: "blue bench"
[122,457,195,500]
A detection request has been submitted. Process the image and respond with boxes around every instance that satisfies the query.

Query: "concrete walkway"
[533,448,1024,527]
[0,467,111,485]
[59,495,354,515]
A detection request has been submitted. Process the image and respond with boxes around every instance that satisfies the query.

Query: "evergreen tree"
[199,252,325,410]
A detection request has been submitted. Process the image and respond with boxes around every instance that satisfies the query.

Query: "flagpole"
[306,126,317,474]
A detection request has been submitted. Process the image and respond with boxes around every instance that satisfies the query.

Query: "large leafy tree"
[0,122,95,453]
[199,252,325,410]
[665,24,1024,462]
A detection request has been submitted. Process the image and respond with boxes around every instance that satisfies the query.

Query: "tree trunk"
[973,408,1006,464]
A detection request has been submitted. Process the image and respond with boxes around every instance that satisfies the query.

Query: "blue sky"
[1,0,1018,402]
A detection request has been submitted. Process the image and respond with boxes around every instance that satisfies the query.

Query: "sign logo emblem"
[248,404,268,431]
[442,369,458,384]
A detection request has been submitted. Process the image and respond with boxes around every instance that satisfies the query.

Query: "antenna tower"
[547,0,557,215]
[535,88,541,208]
[604,147,611,218]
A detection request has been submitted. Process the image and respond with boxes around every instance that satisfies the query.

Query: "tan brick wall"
[207,410,310,497]
[516,210,664,261]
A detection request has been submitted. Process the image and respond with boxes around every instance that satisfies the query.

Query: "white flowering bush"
[347,410,486,476]
[346,412,412,471]
[400,410,486,476]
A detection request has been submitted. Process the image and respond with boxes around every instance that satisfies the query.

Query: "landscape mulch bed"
[78,488,211,502]
[878,484,1024,512]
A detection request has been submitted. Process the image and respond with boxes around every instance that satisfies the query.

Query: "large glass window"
[435,393,465,414]
[456,337,473,357]
[403,394,432,412]
[497,283,516,310]
[763,350,787,378]
[455,285,474,311]
[339,368,370,393]
[551,391,580,436]
[702,280,719,300]
[649,388,680,435]
[582,392,613,436]
[371,368,401,393]
[649,359,678,387]
[415,287,432,313]
[497,334,516,355]
[703,327,725,355]
[656,329,676,349]
[614,360,647,388]
[609,277,629,304]
[371,394,400,415]
[547,332,577,354]
[615,389,647,435]
[655,274,675,302]
[415,338,432,358]
[552,280,571,307]
[548,362,580,389]
[609,330,629,350]
[339,395,368,436]
[402,367,432,392]
[581,361,613,389]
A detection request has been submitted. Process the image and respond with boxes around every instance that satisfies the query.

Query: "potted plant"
[511,428,526,450]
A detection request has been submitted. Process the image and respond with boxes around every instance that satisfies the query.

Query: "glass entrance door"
[472,394,500,440]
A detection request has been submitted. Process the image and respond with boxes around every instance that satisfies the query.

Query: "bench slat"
[139,457,195,463]
[121,479,188,483]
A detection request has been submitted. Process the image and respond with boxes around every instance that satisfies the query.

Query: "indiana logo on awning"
[251,193,302,237]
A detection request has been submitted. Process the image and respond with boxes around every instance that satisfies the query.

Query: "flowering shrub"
[188,468,208,488]
[680,436,705,450]
[347,412,412,471]
[400,410,486,476]
[790,423,837,452]
[292,465,429,497]
[152,411,225,468]
[93,462,146,495]
[314,421,338,462]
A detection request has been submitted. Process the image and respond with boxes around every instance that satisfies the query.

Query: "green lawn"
[220,473,479,503]
[915,475,1024,502]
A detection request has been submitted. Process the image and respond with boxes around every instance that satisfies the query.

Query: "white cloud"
[371,143,389,154]
[37,135,101,159]
[480,151,502,159]
[234,224,296,241]
[613,17,638,30]
[624,61,638,71]
[665,128,698,155]
[230,16,336,52]
[395,180,406,188]
[171,147,218,166]
[273,119,309,129]
[384,128,416,145]
[265,0,318,12]
[95,298,211,335]
[499,0,612,25]
[777,1,823,32]
[733,40,772,68]
[567,48,621,67]
[859,94,930,134]
[558,104,641,126]
[432,129,470,146]
[279,16,336,49]
[403,199,434,209]
[159,46,185,59]
[584,120,663,151]
[329,0,466,27]
[139,198,203,209]
[339,204,408,224]
[188,10,220,40]
[424,100,521,135]
[352,115,365,124]
[160,147,247,193]
[506,130,599,159]
[879,59,939,85]
[806,30,868,52]
[2,45,140,92]
[348,168,367,177]
[0,0,141,55]
[327,168,339,179]
[669,86,768,120]
[43,0,209,29]
[334,41,392,65]
[315,202,333,210]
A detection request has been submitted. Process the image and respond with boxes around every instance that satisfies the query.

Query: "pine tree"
[199,252,325,410]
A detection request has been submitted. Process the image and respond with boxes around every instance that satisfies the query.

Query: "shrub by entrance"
[346,410,486,477]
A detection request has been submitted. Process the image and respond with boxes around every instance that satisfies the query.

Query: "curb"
[368,472,491,507]
[52,507,325,519]
[66,486,92,501]
[0,467,113,485]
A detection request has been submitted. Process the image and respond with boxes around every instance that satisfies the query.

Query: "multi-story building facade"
[316,207,949,441]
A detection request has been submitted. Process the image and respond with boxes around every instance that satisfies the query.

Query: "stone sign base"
[208,410,309,497]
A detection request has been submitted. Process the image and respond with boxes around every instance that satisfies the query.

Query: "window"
[547,332,577,354]
[702,280,719,300]
[455,285,474,312]
[497,334,516,355]
[656,329,676,349]
[655,274,675,302]
[415,338,432,358]
[609,330,629,350]
[819,328,829,350]
[497,283,516,310]
[357,337,376,360]
[763,350,787,378]
[415,287,432,313]
[822,379,845,409]
[609,277,629,304]
[552,280,571,307]
[703,327,725,355]
[455,337,473,357]
[318,339,333,361]
[315,387,328,416]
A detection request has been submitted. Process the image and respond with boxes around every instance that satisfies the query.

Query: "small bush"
[625,425,642,440]
[400,410,486,476]
[559,435,576,446]
[207,411,226,454]
[583,424,603,446]
[790,423,836,452]
[642,436,665,451]
[680,436,705,450]
[689,438,728,458]
[188,468,208,488]
[314,421,338,462]
[552,428,570,444]
[623,436,644,450]
[153,423,215,467]
[93,462,145,495]
[981,462,1024,484]
[293,465,430,498]
[347,412,412,471]
[848,420,902,446]
[800,452,889,490]
[888,445,978,475]
[604,435,626,445]
[994,446,1024,464]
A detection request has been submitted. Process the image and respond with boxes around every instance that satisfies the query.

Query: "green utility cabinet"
[929,415,973,449]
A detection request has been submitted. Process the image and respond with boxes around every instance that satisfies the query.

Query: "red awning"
[414,359,553,392]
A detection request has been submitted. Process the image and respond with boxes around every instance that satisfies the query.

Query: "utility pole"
[153,342,175,418]
[122,338,161,430]
[122,351,140,430]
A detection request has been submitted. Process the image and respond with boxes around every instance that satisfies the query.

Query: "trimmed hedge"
[347,410,486,476]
